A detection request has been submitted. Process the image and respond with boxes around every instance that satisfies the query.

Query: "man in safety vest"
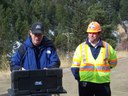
[71,21,117,96]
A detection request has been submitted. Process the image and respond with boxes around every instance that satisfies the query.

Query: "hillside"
[116,24,128,51]
[117,24,128,40]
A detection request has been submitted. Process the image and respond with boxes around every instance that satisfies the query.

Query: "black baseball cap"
[31,22,44,34]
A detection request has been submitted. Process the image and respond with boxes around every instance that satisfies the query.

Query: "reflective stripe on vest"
[71,44,82,67]
[80,41,111,83]
[82,42,86,64]
[103,41,109,59]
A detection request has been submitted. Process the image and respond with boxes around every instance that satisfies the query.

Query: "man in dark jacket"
[11,22,60,71]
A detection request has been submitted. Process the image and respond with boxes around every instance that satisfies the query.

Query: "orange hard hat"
[87,21,101,33]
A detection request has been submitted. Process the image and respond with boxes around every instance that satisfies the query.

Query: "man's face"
[30,31,43,46]
[88,32,101,43]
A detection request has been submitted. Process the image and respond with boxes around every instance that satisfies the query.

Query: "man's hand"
[21,67,26,70]
[43,67,48,70]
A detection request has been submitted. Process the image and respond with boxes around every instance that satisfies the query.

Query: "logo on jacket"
[35,81,43,86]
[47,50,51,54]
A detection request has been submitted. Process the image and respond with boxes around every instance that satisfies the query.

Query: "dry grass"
[116,50,128,59]
[60,56,72,68]
[0,70,11,80]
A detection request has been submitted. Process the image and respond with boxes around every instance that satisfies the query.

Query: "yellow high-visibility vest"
[71,41,117,83]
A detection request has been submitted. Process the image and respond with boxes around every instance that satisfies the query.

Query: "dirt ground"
[0,57,128,96]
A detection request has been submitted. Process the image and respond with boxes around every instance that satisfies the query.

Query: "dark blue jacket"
[11,36,60,71]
